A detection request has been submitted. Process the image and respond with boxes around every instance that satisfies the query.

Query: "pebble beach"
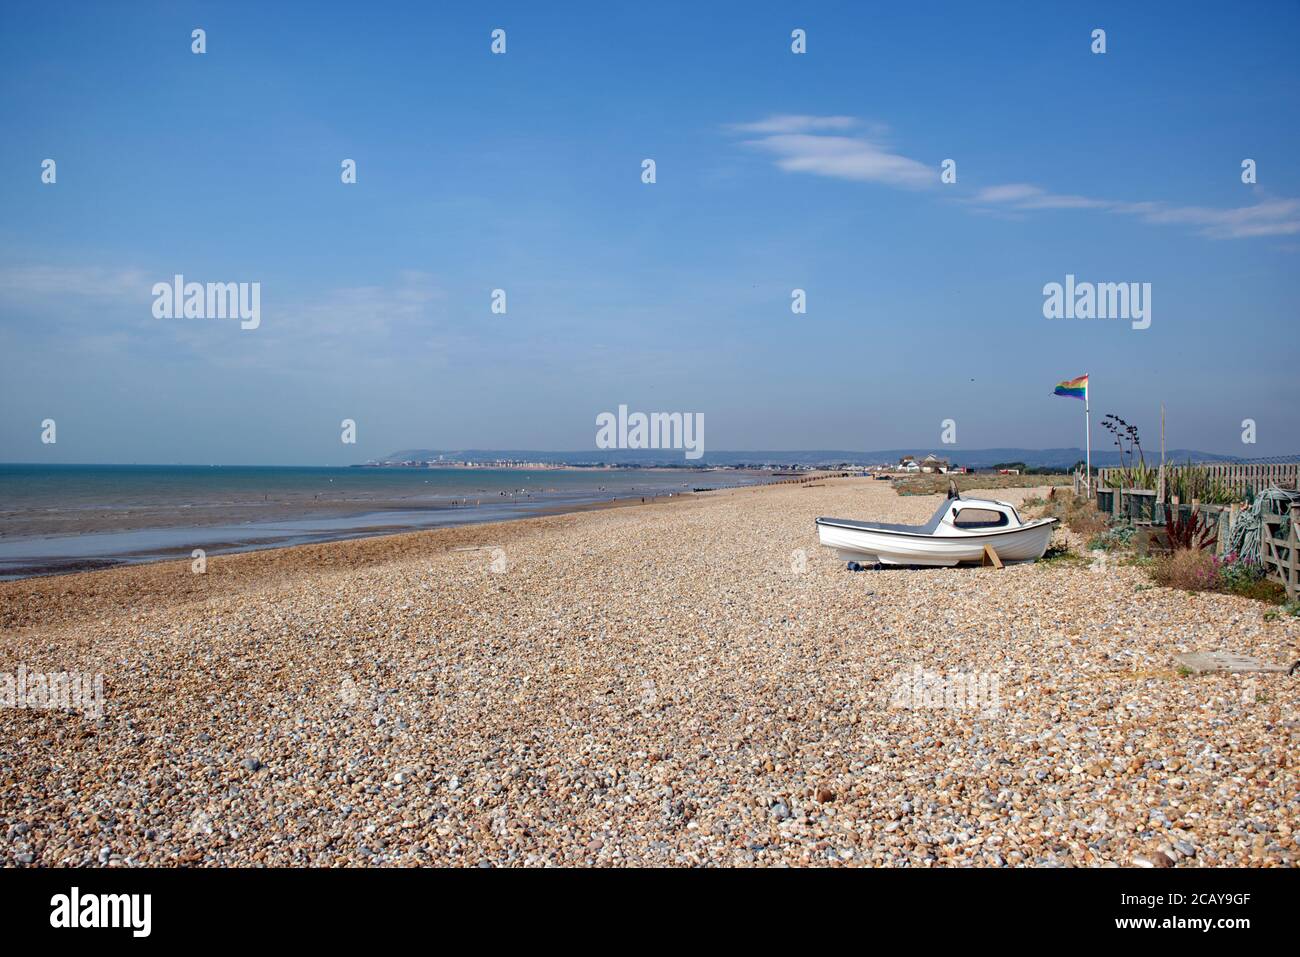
[2,476,1297,867]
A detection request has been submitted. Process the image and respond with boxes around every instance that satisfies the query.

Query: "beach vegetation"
[1099,415,1156,489]
[1039,541,1089,566]
[1149,548,1290,605]
[1097,415,1239,506]
[1264,602,1300,621]
[1152,547,1219,591]
[1087,521,1136,551]
[1034,489,1109,536]
[1165,464,1238,506]
[892,473,1069,497]
[1163,504,1218,551]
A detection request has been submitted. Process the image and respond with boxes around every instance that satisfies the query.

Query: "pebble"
[1134,850,1175,868]
[1,478,1295,867]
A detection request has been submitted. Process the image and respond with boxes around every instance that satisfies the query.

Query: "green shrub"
[1088,521,1136,551]
[1039,542,1089,566]
[1148,548,1291,606]
[1040,491,1109,536]
[1217,552,1265,593]
[1152,548,1220,591]
[1264,602,1300,621]
[1232,579,1288,603]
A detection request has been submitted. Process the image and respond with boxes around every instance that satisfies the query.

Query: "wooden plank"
[1289,506,1300,601]
[1260,506,1299,601]
[981,544,1003,569]
[1175,652,1289,674]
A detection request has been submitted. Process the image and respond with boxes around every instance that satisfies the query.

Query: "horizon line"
[4,447,1294,470]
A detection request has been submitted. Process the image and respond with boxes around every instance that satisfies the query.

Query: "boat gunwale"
[814,515,1059,540]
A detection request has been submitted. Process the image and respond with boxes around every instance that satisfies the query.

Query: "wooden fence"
[1096,462,1300,498]
[1094,488,1243,555]
[1095,487,1300,590]
[1261,504,1299,601]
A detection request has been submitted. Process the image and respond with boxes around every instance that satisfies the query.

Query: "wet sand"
[0,491,699,580]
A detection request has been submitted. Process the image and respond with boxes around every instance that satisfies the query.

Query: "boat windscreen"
[921,499,951,532]
[838,500,951,534]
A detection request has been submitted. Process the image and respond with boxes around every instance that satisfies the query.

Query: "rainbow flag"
[1053,374,1088,401]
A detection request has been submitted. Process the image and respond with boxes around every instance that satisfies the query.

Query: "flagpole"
[1085,377,1091,496]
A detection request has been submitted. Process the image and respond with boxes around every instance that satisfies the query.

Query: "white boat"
[815,492,1058,567]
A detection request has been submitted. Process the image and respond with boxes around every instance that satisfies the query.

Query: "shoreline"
[0,487,708,631]
[0,469,832,583]
[0,463,777,541]
[1,471,836,629]
[0,490,695,583]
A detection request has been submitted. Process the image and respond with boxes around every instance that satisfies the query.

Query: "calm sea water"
[0,464,769,578]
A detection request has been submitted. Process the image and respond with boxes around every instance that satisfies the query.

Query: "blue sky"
[1,1,1297,465]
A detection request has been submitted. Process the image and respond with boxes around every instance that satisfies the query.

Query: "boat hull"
[816,517,1058,566]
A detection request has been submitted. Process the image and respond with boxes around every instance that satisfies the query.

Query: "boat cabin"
[942,499,1023,531]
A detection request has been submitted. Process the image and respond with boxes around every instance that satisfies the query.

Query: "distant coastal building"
[895,454,950,473]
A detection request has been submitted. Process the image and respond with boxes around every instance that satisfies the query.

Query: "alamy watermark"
[1,666,104,720]
[152,274,260,330]
[596,404,704,460]
[50,887,151,937]
[888,665,1001,716]
[1042,274,1150,330]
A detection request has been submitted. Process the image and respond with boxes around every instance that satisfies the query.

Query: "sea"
[0,464,775,579]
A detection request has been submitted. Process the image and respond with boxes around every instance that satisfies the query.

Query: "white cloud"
[971,183,1109,210]
[731,115,934,189]
[972,184,1300,239]
[971,184,1042,204]
[732,115,1300,241]
[1125,197,1300,239]
[727,115,860,135]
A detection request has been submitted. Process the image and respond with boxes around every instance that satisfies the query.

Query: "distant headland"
[360,447,1248,471]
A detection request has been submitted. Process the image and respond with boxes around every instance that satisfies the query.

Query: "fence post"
[1226,503,1240,556]
[1290,505,1300,602]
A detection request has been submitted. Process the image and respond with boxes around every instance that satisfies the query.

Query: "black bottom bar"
[0,866,1288,943]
